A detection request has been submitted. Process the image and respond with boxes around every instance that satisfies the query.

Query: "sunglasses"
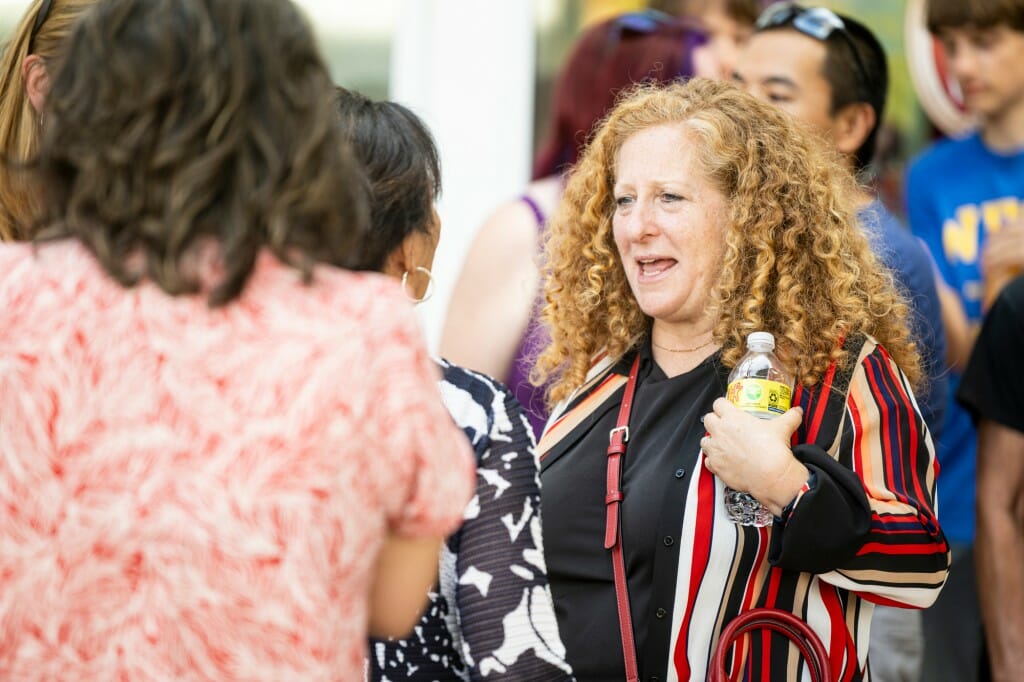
[755,3,870,93]
[605,9,708,73]
[28,0,54,55]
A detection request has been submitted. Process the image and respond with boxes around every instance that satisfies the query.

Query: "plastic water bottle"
[722,331,793,527]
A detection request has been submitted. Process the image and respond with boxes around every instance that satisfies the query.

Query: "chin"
[637,302,681,323]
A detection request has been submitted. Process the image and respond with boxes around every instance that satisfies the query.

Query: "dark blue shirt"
[859,199,948,442]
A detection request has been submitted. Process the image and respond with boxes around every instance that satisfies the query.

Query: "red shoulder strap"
[606,354,641,682]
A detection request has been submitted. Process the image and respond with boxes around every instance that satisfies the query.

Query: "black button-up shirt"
[541,340,729,681]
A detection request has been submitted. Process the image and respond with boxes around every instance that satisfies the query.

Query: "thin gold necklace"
[651,336,715,353]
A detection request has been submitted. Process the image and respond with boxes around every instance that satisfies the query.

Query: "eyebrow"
[760,75,799,90]
[732,71,799,91]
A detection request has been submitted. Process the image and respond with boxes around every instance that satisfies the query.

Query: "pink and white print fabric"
[0,241,475,681]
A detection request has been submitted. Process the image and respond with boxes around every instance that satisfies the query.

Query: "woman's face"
[697,5,753,80]
[611,123,730,329]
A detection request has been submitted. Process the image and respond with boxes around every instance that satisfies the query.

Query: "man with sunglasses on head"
[734,5,950,680]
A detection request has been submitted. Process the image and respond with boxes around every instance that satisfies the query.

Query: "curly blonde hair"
[535,78,920,403]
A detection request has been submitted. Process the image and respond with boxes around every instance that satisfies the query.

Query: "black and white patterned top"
[368,359,574,681]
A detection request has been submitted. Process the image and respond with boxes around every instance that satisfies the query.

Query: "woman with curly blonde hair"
[535,78,948,681]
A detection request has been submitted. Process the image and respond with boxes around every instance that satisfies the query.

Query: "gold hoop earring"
[401,266,435,304]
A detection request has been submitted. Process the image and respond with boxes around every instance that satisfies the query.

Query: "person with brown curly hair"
[0,0,475,678]
[534,78,949,681]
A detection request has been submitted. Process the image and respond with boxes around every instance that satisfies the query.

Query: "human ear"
[381,241,410,280]
[832,102,876,159]
[21,54,50,115]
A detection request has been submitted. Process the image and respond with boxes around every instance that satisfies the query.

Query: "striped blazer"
[538,335,949,681]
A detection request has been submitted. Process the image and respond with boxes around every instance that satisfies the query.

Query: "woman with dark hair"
[335,87,574,682]
[0,0,474,679]
[441,11,714,439]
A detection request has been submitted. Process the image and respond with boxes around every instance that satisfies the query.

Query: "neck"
[841,154,876,209]
[650,323,719,378]
[980,100,1024,152]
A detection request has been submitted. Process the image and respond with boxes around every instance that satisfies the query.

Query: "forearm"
[937,279,975,371]
[974,421,1024,681]
[772,347,949,598]
[977,501,1024,681]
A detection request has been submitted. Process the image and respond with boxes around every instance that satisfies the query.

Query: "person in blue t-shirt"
[904,0,1024,680]
[734,6,950,679]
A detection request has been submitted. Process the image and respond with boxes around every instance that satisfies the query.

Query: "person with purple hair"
[440,10,715,439]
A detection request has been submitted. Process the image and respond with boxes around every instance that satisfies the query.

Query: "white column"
[390,0,536,352]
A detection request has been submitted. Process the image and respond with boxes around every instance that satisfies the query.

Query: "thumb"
[777,405,804,432]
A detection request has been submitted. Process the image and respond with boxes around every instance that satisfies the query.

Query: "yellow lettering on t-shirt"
[943,205,979,264]
[981,197,1020,233]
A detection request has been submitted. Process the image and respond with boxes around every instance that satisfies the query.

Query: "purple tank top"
[507,195,552,440]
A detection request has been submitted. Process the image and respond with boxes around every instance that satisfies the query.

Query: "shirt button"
[674,467,686,478]
[655,607,667,619]
[663,535,674,547]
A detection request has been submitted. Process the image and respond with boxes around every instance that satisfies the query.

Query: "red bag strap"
[708,608,833,682]
[606,354,641,682]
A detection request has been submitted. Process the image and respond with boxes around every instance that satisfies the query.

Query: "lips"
[959,81,985,99]
[637,257,677,281]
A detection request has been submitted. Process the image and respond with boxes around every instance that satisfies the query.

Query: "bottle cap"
[747,331,775,350]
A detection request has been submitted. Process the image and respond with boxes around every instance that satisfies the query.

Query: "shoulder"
[437,357,529,443]
[475,196,546,253]
[984,276,1024,333]
[476,175,561,247]
[538,350,624,458]
[0,240,113,316]
[865,205,935,281]
[0,238,99,279]
[546,350,620,422]
[907,133,980,182]
[526,176,563,218]
[438,358,510,418]
[259,257,416,335]
[846,334,920,404]
[1001,275,1024,312]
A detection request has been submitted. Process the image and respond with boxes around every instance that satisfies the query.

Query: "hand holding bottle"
[701,399,808,518]
[710,331,800,526]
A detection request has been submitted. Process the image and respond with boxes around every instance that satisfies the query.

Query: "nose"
[622,200,659,241]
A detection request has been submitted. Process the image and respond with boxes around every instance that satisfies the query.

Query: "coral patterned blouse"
[0,241,475,681]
